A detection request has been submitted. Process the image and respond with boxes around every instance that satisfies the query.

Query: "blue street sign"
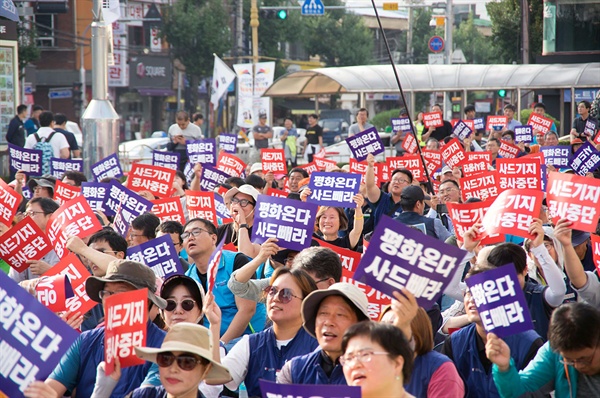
[0,0,19,22]
[48,90,73,99]
[428,36,445,53]
[302,0,324,15]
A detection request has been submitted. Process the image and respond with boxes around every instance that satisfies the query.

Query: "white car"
[118,137,170,171]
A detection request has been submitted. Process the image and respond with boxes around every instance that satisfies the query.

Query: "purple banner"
[570,141,600,176]
[259,380,360,398]
[452,119,473,141]
[22,186,32,201]
[353,216,465,309]
[307,171,361,208]
[218,133,238,154]
[474,117,485,130]
[127,235,183,279]
[514,125,533,144]
[214,194,231,221]
[187,138,217,166]
[184,162,194,186]
[252,194,318,251]
[49,158,83,179]
[346,127,384,162]
[541,146,571,168]
[103,181,154,237]
[584,119,597,137]
[200,165,231,192]
[0,272,79,396]
[465,263,534,338]
[391,117,412,133]
[152,150,180,170]
[8,143,43,176]
[81,182,112,216]
[91,154,123,182]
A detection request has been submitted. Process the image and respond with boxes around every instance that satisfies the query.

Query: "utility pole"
[407,0,414,63]
[236,0,244,64]
[521,0,530,64]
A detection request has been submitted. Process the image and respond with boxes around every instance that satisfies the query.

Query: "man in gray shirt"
[251,113,273,162]
[348,108,374,137]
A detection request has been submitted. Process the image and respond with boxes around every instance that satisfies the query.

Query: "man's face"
[356,111,368,124]
[431,105,442,113]
[62,177,78,187]
[26,202,50,230]
[32,185,52,198]
[183,221,216,258]
[559,342,600,376]
[486,140,500,155]
[284,119,293,129]
[389,172,411,196]
[533,107,545,115]
[32,110,42,119]
[503,108,515,120]
[157,231,183,254]
[463,289,481,323]
[501,134,514,144]
[577,103,589,117]
[100,282,136,312]
[308,116,317,126]
[574,241,588,260]
[289,172,304,192]
[128,227,149,247]
[315,295,359,357]
[536,133,545,146]
[426,140,439,150]
[176,119,189,130]
[89,240,124,276]
[465,110,475,119]
[229,192,255,223]
[194,118,203,126]
[438,182,460,204]
[544,133,559,147]
[259,116,267,125]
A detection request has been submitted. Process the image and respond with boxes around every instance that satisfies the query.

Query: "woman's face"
[342,335,403,398]
[163,284,203,327]
[159,350,209,397]
[230,192,255,223]
[267,273,304,325]
[319,208,341,236]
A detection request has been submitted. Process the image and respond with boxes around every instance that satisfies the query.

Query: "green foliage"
[520,108,560,131]
[17,22,40,78]
[453,14,500,64]
[371,108,401,131]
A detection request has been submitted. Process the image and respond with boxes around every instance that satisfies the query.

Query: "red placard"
[481,189,543,240]
[462,152,492,177]
[496,158,542,192]
[423,112,444,128]
[315,238,362,275]
[387,155,426,181]
[128,163,176,198]
[266,187,288,198]
[217,153,246,177]
[422,150,442,176]
[151,197,185,224]
[376,162,389,183]
[591,234,600,274]
[104,288,148,375]
[299,161,318,175]
[546,171,600,232]
[0,217,52,272]
[498,141,521,159]
[186,190,217,225]
[441,138,467,169]
[460,170,499,202]
[486,115,508,130]
[401,134,418,154]
[447,199,505,246]
[261,149,287,174]
[0,178,22,227]
[35,274,74,312]
[43,253,98,315]
[53,180,81,205]
[594,131,600,145]
[46,196,103,259]
[527,113,554,134]
[314,157,338,171]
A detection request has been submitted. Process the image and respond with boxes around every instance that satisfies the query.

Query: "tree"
[453,14,501,64]
[161,0,231,111]
[17,21,41,79]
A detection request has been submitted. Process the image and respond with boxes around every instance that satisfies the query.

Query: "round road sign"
[428,36,445,53]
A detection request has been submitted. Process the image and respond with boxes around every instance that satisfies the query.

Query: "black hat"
[400,185,430,206]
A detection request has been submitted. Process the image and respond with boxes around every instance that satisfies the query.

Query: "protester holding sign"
[128,213,161,247]
[218,184,261,258]
[394,185,452,241]
[310,195,364,251]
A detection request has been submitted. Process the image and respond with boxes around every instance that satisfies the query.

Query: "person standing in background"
[24,104,43,136]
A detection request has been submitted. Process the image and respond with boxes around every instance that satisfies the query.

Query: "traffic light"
[72,82,83,113]
[498,89,507,97]
[259,9,288,19]
[277,10,287,19]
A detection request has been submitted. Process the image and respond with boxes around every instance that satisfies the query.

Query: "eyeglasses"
[99,290,130,299]
[96,249,117,254]
[339,350,390,367]
[560,337,599,367]
[156,352,205,371]
[391,178,410,184]
[181,228,211,240]
[129,233,145,239]
[231,198,255,207]
[438,188,458,195]
[264,285,302,304]
[165,299,197,312]
[313,277,330,285]
[25,210,45,217]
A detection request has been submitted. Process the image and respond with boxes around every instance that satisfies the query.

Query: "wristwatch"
[239,224,249,229]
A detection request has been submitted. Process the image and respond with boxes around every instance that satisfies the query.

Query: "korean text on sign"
[307,172,361,208]
[218,133,238,154]
[452,120,473,141]
[0,272,79,396]
[50,158,83,179]
[441,138,467,169]
[201,166,231,192]
[514,126,533,144]
[497,141,520,159]
[541,146,570,168]
[103,181,154,232]
[251,195,317,252]
[259,380,360,398]
[391,117,412,133]
[0,217,52,273]
[570,141,600,176]
[152,150,180,170]
[127,235,183,279]
[261,149,287,174]
[129,163,176,198]
[465,264,534,338]
[388,155,426,181]
[496,158,542,191]
[91,153,123,181]
[353,216,465,309]
[81,182,111,215]
[527,113,553,134]
[346,127,385,162]
[486,116,507,131]
[462,151,492,177]
[35,275,74,313]
[0,179,22,227]
[423,112,443,129]
[53,180,81,206]
[8,144,42,176]
[460,170,499,202]
[187,138,217,166]
[217,153,246,177]
[481,189,543,240]
[446,200,505,247]
[186,190,217,225]
[151,197,185,224]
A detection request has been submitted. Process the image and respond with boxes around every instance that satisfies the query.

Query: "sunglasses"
[165,299,196,312]
[264,285,302,304]
[156,352,204,371]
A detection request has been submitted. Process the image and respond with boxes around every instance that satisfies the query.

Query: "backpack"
[34,132,56,175]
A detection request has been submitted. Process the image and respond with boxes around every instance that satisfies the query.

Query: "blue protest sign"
[584,119,597,137]
[127,235,183,279]
[50,158,84,179]
[465,264,534,338]
[187,138,217,166]
[91,153,123,181]
[214,194,232,222]
[570,141,600,176]
[22,186,32,201]
[391,118,412,133]
[514,125,533,144]
[474,118,485,130]
[8,144,43,176]
[252,194,318,251]
[184,162,195,186]
[452,119,473,141]
[301,0,324,15]
[259,380,360,398]
[200,165,231,192]
[218,133,238,154]
[346,127,385,162]
[81,182,112,215]
[353,216,465,309]
[541,146,571,168]
[103,181,154,236]
[152,150,180,170]
[0,272,79,396]
[307,171,361,208]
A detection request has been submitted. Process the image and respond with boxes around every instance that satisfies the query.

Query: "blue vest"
[245,326,318,397]
[185,250,266,336]
[405,350,453,398]
[450,323,540,398]
[394,211,437,238]
[77,322,165,398]
[524,279,550,341]
[290,347,347,385]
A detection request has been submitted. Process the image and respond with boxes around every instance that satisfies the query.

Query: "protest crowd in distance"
[2,101,600,398]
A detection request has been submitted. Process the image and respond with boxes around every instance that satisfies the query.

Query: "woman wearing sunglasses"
[212,267,319,396]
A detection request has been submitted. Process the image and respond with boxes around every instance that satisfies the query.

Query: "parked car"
[319,118,349,146]
[118,137,170,171]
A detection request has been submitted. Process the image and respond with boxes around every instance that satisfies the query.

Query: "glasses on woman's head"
[339,350,390,367]
[165,299,197,312]
[181,227,211,240]
[231,197,255,207]
[264,285,302,304]
[156,352,205,371]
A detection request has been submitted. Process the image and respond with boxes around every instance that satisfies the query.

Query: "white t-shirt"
[168,122,203,149]
[24,126,69,158]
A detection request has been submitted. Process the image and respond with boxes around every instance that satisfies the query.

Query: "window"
[34,14,55,47]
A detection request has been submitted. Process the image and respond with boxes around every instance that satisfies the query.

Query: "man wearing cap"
[27,175,56,198]
[218,184,261,258]
[571,229,595,273]
[252,113,273,162]
[45,260,167,398]
[394,185,452,241]
[277,282,370,385]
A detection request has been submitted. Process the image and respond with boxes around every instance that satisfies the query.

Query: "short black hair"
[131,213,161,239]
[184,218,217,235]
[391,168,413,183]
[503,104,517,112]
[32,104,44,112]
[309,113,319,119]
[545,131,559,140]
[225,177,245,188]
[356,108,369,116]
[291,246,342,282]
[578,100,591,110]
[28,197,59,214]
[289,168,309,178]
[88,229,128,256]
[62,171,87,186]
[156,220,184,236]
[245,174,265,190]
[533,102,546,111]
[464,104,475,113]
[502,130,515,140]
[486,242,527,274]
[39,111,54,127]
[192,112,204,122]
[54,113,68,126]
[440,179,459,190]
[488,137,501,146]
[17,104,27,114]
[548,302,600,352]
